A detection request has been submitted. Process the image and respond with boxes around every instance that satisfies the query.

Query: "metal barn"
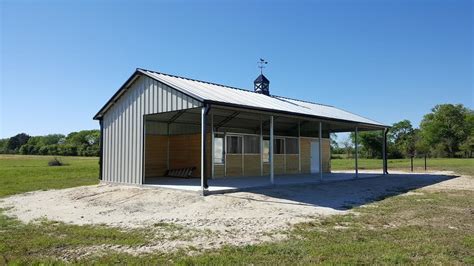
[94,68,389,193]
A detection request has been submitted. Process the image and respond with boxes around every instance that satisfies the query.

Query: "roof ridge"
[137,67,252,93]
[272,95,334,108]
[138,67,335,108]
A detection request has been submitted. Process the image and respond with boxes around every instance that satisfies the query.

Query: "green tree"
[419,104,473,157]
[341,137,353,158]
[460,134,474,158]
[351,131,383,158]
[19,134,65,155]
[65,130,99,146]
[65,130,100,156]
[0,138,8,153]
[6,133,30,152]
[460,113,474,157]
[388,120,415,158]
[415,130,431,156]
[330,133,339,152]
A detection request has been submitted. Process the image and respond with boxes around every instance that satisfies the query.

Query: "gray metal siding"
[102,76,202,184]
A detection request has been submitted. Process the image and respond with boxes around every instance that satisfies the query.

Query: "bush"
[48,157,63,166]
[77,145,100,157]
[38,146,49,155]
[19,144,38,155]
[57,144,77,156]
[0,130,99,157]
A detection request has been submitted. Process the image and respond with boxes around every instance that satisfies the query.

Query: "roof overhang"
[204,102,389,131]
[93,70,141,120]
[94,68,390,131]
[94,69,205,120]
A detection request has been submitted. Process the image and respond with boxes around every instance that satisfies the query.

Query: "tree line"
[1,104,472,159]
[332,104,473,159]
[0,130,100,157]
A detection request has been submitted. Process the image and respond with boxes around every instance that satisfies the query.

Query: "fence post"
[410,156,414,172]
[424,154,427,171]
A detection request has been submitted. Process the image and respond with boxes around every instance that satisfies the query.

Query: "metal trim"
[319,122,323,181]
[142,114,146,185]
[99,119,104,180]
[298,121,301,173]
[270,116,274,184]
[205,102,390,130]
[355,127,359,178]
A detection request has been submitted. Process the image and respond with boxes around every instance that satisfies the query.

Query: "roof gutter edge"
[203,100,391,129]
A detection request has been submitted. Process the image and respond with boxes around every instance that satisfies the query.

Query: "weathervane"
[258,58,268,74]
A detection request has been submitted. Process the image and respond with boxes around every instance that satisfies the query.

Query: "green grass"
[0,155,152,264]
[0,155,473,264]
[0,215,151,264]
[2,189,472,264]
[0,155,99,197]
[332,157,474,176]
[72,189,474,264]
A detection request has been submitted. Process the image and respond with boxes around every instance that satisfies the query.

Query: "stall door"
[310,141,320,173]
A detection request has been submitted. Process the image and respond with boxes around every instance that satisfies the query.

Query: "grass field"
[0,155,473,264]
[331,157,474,176]
[0,155,99,197]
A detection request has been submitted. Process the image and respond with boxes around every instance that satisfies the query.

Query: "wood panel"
[214,164,225,177]
[226,155,243,176]
[285,154,299,174]
[300,138,311,173]
[322,138,331,172]
[206,133,211,178]
[243,155,261,176]
[274,155,285,174]
[169,134,201,177]
[145,135,168,177]
[263,163,270,175]
[209,136,331,178]
[300,138,331,173]
[263,155,285,175]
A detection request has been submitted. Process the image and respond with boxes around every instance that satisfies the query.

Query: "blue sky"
[1,0,472,138]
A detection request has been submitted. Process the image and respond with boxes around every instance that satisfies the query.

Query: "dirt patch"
[0,170,470,255]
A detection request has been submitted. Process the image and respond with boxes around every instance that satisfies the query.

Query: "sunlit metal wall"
[102,75,202,184]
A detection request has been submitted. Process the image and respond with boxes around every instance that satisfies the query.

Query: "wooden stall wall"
[243,155,261,176]
[300,138,331,173]
[146,133,212,179]
[322,138,331,172]
[145,135,169,177]
[145,133,332,180]
[300,138,311,173]
[168,134,201,178]
[285,154,299,173]
[214,164,225,177]
[226,155,243,176]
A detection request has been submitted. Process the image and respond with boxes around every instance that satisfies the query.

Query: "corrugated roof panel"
[140,69,386,127]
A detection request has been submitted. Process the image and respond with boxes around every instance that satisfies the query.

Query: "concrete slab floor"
[143,171,385,194]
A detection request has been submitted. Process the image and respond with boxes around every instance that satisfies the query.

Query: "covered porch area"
[143,103,389,194]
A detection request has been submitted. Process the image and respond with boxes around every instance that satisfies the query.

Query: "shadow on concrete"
[219,173,457,211]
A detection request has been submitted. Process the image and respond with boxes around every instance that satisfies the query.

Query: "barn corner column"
[260,117,263,176]
[355,126,359,178]
[99,119,103,181]
[211,112,215,179]
[201,104,210,193]
[298,120,301,173]
[270,115,274,185]
[319,121,323,181]
[383,128,389,175]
